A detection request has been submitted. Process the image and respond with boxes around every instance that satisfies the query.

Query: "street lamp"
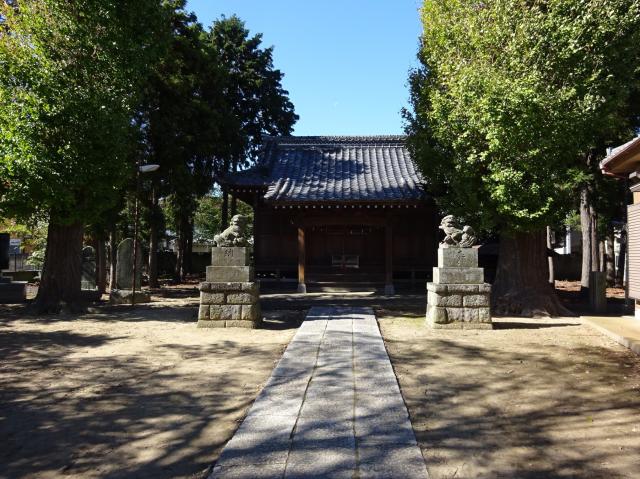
[132,163,160,306]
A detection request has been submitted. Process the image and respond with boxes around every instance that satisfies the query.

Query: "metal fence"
[4,254,38,272]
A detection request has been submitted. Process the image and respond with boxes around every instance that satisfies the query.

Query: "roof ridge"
[264,135,407,145]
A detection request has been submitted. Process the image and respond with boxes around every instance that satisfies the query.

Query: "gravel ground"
[379,315,640,479]
[0,301,296,479]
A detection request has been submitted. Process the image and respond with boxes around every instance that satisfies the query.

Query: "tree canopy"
[0,0,168,224]
[407,0,640,234]
[209,15,298,170]
[407,0,640,315]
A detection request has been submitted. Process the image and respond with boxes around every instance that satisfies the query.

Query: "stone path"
[210,306,428,479]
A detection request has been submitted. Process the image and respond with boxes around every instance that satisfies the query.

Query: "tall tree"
[137,1,227,283]
[0,0,168,312]
[208,15,298,226]
[407,0,640,315]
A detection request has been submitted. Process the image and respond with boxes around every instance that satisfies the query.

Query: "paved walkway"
[210,306,428,478]
[583,315,640,355]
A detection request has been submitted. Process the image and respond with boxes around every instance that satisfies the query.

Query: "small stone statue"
[439,215,476,248]
[214,214,250,247]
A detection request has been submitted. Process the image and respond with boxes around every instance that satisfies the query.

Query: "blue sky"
[186,1,423,136]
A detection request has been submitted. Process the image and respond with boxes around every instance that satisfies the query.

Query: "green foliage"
[0,1,169,225]
[0,218,48,269]
[138,10,296,246]
[407,0,640,233]
[208,15,298,168]
[140,2,223,205]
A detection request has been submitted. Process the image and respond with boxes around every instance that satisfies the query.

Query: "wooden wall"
[628,203,640,299]
[253,203,438,283]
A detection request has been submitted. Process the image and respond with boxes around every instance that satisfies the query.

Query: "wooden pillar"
[252,194,259,267]
[297,226,307,293]
[385,219,395,295]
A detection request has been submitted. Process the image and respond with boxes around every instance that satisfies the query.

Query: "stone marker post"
[0,232,26,303]
[81,246,97,290]
[589,271,607,314]
[116,238,141,290]
[198,215,261,328]
[426,216,492,329]
[110,238,150,304]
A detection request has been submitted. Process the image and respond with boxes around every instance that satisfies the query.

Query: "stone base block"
[427,283,492,294]
[426,281,492,328]
[426,320,493,330]
[433,267,484,284]
[200,282,258,293]
[211,247,250,267]
[206,266,254,282]
[197,320,227,328]
[438,247,478,267]
[197,280,261,328]
[427,304,491,323]
[0,282,27,303]
[109,289,151,304]
[197,319,260,329]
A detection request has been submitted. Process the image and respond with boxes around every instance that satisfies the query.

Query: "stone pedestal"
[198,247,261,328]
[0,274,26,303]
[426,247,492,329]
[109,289,151,305]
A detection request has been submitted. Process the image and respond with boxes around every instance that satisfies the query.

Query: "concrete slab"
[209,306,427,478]
[210,464,284,479]
[582,315,640,355]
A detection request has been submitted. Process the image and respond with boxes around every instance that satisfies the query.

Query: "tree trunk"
[184,217,193,275]
[580,187,592,289]
[606,231,615,286]
[33,219,84,313]
[591,211,599,273]
[96,239,107,295]
[231,194,237,217]
[546,226,554,285]
[108,226,117,292]
[148,222,159,288]
[221,188,229,229]
[616,227,627,287]
[175,215,190,282]
[148,187,159,289]
[580,186,600,290]
[492,230,572,317]
[175,229,184,283]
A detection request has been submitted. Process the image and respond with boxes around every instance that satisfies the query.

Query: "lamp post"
[132,163,160,306]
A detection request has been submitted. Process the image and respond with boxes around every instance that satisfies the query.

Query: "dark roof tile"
[225,135,425,203]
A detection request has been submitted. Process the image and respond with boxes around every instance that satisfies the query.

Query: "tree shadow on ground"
[262,292,426,318]
[0,317,291,479]
[383,320,640,479]
[492,320,580,329]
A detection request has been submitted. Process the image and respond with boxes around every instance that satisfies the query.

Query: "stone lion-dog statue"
[214,214,250,247]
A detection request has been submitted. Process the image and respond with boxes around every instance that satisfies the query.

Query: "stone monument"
[110,238,150,304]
[0,233,26,303]
[81,246,97,290]
[116,238,140,290]
[426,215,492,329]
[198,215,261,328]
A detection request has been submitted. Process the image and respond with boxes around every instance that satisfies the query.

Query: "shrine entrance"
[306,224,386,283]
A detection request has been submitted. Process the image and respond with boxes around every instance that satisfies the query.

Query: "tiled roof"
[600,136,640,173]
[225,136,425,203]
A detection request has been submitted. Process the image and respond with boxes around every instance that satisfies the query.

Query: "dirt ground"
[379,314,640,479]
[0,299,298,479]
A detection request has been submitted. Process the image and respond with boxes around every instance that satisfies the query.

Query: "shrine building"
[223,136,439,293]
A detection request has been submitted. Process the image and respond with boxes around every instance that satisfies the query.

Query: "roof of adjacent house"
[225,136,426,203]
[600,136,640,175]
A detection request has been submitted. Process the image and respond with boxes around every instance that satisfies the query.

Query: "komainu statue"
[214,214,250,247]
[439,215,477,248]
